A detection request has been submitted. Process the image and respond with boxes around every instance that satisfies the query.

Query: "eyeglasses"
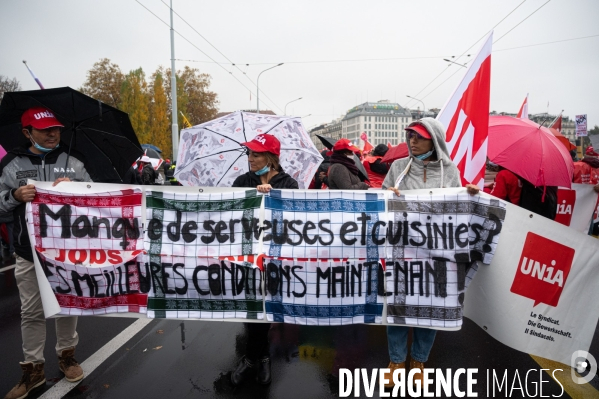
[407,131,428,141]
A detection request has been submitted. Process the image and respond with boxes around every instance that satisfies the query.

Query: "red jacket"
[572,161,599,185]
[362,156,386,188]
[490,169,522,204]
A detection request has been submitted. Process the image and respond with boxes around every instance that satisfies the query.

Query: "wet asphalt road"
[1,265,598,399]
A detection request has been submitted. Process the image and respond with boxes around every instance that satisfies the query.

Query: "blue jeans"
[387,326,436,363]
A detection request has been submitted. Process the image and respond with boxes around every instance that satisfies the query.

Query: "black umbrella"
[315,134,369,182]
[0,87,143,183]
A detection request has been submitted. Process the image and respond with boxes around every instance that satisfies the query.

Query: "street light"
[256,63,283,114]
[406,95,426,119]
[443,58,467,68]
[284,97,303,115]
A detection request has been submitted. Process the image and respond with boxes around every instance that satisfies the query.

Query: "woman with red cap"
[381,118,479,389]
[229,134,297,387]
[327,138,369,190]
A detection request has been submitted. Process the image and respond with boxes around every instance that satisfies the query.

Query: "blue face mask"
[254,165,270,176]
[30,134,58,153]
[415,150,433,160]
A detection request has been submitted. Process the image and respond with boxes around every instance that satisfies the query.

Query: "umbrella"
[381,142,409,163]
[548,128,576,151]
[174,111,323,189]
[0,87,143,182]
[488,115,574,188]
[141,143,162,154]
[314,134,369,181]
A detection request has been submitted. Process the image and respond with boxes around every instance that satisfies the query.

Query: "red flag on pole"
[516,94,529,119]
[437,32,492,188]
[550,114,562,133]
[363,140,374,154]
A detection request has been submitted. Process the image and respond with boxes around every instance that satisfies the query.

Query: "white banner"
[464,201,599,365]
[575,114,588,137]
[555,184,598,233]
[265,259,384,325]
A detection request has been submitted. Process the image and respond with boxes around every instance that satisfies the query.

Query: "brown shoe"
[58,348,84,382]
[4,362,45,399]
[383,361,405,388]
[410,358,425,387]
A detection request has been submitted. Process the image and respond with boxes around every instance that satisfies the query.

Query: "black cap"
[373,144,389,157]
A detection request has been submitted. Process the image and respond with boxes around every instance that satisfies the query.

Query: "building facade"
[341,100,412,147]
[309,117,342,150]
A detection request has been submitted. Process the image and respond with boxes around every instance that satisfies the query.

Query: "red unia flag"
[437,32,492,188]
[516,94,529,119]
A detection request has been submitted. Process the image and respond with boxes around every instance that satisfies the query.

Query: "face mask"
[415,150,433,160]
[30,134,58,153]
[255,165,270,176]
[346,154,354,159]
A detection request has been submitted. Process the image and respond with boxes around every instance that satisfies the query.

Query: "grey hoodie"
[382,118,462,190]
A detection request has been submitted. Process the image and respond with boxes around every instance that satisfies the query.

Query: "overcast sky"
[1,0,598,130]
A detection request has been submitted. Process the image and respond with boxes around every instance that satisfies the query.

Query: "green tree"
[120,68,150,144]
[79,58,124,108]
[162,66,219,127]
[149,71,172,159]
[588,125,599,135]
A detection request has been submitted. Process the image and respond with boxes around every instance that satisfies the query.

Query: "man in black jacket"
[1,107,91,399]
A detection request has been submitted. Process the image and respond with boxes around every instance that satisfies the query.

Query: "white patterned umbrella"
[174,111,323,188]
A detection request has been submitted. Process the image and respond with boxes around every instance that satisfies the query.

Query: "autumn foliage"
[80,58,218,159]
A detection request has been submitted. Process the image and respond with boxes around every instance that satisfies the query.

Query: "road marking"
[39,318,153,399]
[0,264,16,273]
[530,355,599,399]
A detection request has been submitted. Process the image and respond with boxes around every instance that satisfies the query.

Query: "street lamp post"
[443,58,468,68]
[284,97,303,115]
[406,95,426,119]
[257,63,283,114]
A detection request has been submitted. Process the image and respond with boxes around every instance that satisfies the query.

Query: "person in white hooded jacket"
[381,118,479,388]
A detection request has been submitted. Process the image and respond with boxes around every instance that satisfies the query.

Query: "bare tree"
[0,75,22,101]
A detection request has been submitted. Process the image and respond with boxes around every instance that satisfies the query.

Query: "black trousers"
[245,322,271,361]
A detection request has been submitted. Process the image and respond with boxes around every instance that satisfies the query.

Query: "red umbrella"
[381,142,409,163]
[488,116,574,188]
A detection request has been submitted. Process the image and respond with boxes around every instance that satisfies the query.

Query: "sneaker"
[57,347,84,382]
[410,358,425,388]
[3,362,45,399]
[383,361,405,388]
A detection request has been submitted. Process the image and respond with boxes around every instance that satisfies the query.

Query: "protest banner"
[262,190,387,260]
[464,201,599,365]
[145,189,262,257]
[146,256,263,320]
[27,183,145,316]
[39,250,147,315]
[575,114,588,137]
[264,259,384,325]
[555,183,598,233]
[27,182,599,363]
[385,191,505,330]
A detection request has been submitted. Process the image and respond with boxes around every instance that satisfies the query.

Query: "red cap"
[333,138,360,153]
[586,146,599,156]
[241,134,281,156]
[21,107,64,130]
[405,123,431,139]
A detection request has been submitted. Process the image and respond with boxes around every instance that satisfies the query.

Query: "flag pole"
[170,0,179,161]
[22,60,45,89]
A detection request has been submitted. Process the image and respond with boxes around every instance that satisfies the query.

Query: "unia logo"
[510,232,575,307]
[254,135,266,145]
[554,188,576,226]
[34,111,55,119]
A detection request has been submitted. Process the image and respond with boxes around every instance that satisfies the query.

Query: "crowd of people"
[0,106,597,398]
